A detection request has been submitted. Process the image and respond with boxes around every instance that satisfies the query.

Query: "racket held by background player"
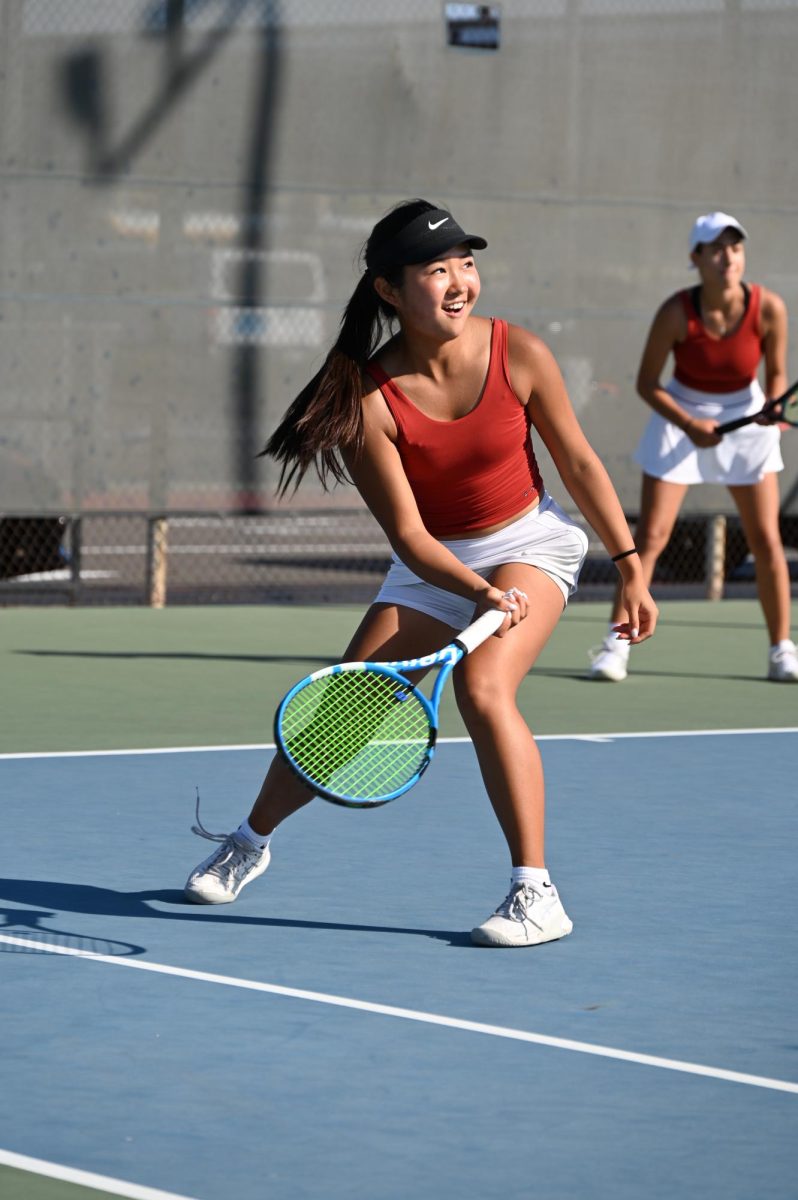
[716,378,798,434]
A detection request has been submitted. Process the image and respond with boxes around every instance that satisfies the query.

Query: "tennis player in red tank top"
[588,212,797,684]
[184,200,658,946]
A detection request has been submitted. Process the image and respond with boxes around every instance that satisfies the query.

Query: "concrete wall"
[1,0,796,514]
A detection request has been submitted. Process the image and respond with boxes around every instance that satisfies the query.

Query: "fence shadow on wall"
[59,0,284,512]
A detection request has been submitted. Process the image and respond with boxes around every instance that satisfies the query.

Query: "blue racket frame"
[274,607,507,809]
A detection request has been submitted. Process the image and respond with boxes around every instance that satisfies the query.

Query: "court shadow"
[0,879,470,947]
[17,650,772,684]
[533,665,768,683]
[14,650,338,666]
[0,904,146,956]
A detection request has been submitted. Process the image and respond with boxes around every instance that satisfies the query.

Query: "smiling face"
[690,228,746,289]
[374,244,481,340]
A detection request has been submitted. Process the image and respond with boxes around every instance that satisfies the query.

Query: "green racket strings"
[783,392,798,425]
[280,669,432,800]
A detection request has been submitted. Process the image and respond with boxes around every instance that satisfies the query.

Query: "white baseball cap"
[688,211,748,255]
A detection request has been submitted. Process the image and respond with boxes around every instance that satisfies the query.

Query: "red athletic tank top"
[366,319,543,538]
[672,284,763,393]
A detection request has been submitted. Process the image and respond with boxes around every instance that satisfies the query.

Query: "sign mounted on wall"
[445,4,501,51]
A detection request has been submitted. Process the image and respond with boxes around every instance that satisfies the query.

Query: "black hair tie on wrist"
[611,548,638,562]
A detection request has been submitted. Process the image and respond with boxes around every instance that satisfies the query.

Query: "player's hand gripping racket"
[274,607,508,809]
[716,379,798,435]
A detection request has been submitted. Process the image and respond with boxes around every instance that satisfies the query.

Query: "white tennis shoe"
[587,635,631,681]
[184,832,270,904]
[768,640,798,682]
[471,882,573,948]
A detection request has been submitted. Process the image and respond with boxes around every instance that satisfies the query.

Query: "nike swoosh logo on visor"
[428,218,449,230]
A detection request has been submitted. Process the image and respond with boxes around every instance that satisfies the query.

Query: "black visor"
[366,208,487,277]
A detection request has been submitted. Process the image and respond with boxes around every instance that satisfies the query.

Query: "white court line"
[1,933,797,1096]
[0,1148,199,1200]
[1,727,796,760]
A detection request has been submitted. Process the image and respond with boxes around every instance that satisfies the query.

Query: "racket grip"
[718,391,789,434]
[455,607,509,655]
[716,414,752,434]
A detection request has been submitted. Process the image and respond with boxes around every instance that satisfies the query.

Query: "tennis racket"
[274,607,508,809]
[716,379,798,435]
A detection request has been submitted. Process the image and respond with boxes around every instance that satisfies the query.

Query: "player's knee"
[454,674,507,725]
[637,525,671,558]
[747,530,784,562]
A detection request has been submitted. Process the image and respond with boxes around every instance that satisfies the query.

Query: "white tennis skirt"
[373,492,589,630]
[633,378,783,485]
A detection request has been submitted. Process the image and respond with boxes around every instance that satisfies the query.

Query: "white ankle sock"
[771,639,795,652]
[609,622,631,645]
[237,819,271,850]
[512,866,550,889]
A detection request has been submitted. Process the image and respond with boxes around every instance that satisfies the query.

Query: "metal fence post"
[68,516,82,606]
[704,514,727,601]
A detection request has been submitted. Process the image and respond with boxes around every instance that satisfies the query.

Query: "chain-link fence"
[1,0,797,605]
[2,508,796,606]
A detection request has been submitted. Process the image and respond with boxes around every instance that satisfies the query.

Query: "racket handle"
[716,413,754,434]
[718,384,797,435]
[455,607,509,655]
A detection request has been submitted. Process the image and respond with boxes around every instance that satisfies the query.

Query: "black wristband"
[611,548,638,563]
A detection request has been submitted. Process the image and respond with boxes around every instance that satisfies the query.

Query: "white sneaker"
[471,882,573,948]
[768,640,798,682]
[587,635,630,681]
[184,831,270,904]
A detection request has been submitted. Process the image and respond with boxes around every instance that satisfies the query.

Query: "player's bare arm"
[635,296,717,447]
[507,325,658,642]
[760,288,789,402]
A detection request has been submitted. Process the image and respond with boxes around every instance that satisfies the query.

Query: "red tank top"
[672,284,763,393]
[366,318,543,538]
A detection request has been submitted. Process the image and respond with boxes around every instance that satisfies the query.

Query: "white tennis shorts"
[373,492,589,630]
[633,378,783,485]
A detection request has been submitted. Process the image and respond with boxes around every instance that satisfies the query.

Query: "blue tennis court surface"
[2,732,797,1200]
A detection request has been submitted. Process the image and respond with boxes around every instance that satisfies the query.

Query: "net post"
[68,516,82,606]
[704,514,726,601]
[146,515,169,608]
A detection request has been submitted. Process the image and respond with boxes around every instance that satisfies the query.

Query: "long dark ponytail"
[262,199,438,496]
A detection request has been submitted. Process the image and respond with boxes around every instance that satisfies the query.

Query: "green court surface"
[0,1165,133,1200]
[0,599,792,755]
